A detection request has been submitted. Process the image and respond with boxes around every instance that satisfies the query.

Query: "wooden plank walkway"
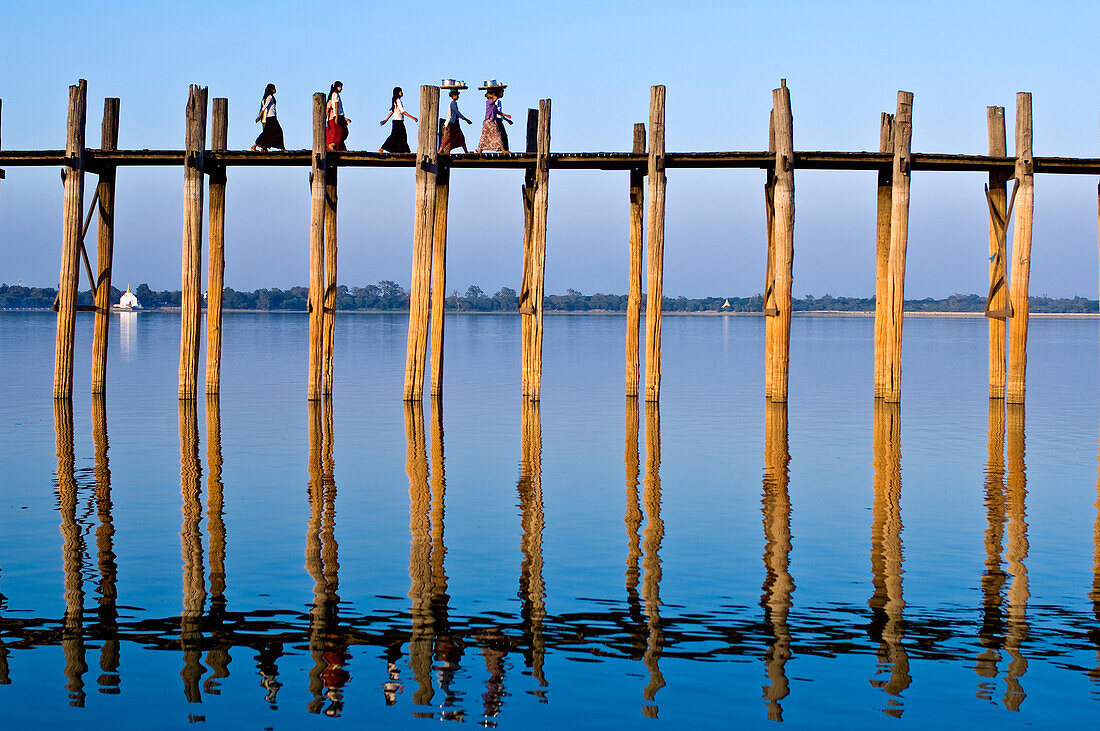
[5,148,1100,173]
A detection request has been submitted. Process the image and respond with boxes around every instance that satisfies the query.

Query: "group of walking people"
[250,80,514,155]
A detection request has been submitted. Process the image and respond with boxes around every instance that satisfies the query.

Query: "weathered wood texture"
[322,164,338,395]
[53,80,87,399]
[764,109,777,396]
[519,109,538,398]
[626,123,646,396]
[91,98,119,394]
[429,162,449,396]
[522,100,552,400]
[178,85,207,399]
[1006,93,1033,404]
[986,106,1010,399]
[307,93,327,400]
[872,113,894,398]
[403,86,440,400]
[643,86,666,402]
[882,91,914,403]
[768,82,795,403]
[205,98,228,394]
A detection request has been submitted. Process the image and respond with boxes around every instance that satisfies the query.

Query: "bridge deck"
[4,148,1100,174]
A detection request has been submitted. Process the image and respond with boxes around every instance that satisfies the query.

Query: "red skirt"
[326,116,348,151]
[440,121,467,153]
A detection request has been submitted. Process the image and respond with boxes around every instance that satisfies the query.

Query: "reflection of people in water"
[478,630,508,720]
[382,648,405,706]
[320,635,351,716]
[256,643,284,708]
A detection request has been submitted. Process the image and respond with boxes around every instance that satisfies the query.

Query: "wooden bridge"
[0,80,1088,404]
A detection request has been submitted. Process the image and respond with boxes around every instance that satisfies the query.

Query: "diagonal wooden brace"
[983,179,1019,319]
[763,178,778,316]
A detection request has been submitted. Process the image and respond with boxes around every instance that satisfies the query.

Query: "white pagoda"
[116,285,142,311]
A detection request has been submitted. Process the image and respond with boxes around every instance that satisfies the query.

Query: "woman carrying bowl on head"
[439,80,471,154]
[476,80,511,153]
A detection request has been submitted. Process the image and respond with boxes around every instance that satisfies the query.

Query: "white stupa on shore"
[115,285,142,311]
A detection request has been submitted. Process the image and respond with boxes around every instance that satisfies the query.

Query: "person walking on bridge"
[326,81,351,152]
[476,81,511,153]
[378,87,417,153]
[439,82,471,154]
[251,84,286,151]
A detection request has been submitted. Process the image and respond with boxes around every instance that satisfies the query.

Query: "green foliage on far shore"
[2,282,1097,314]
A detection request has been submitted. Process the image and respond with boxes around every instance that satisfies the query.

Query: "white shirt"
[259,95,276,120]
[392,97,406,121]
[327,92,343,120]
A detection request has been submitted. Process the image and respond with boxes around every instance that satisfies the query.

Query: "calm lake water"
[1,310,1098,728]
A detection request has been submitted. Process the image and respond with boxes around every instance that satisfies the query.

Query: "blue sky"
[2,0,1099,297]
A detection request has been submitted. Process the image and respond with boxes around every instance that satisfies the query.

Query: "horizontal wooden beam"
[3,148,1100,174]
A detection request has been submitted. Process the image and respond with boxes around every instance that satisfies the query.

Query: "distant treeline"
[2,282,1097,314]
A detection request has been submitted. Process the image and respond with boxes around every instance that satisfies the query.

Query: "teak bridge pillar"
[985,105,1010,399]
[206,98,228,394]
[91,98,120,394]
[880,91,914,404]
[521,99,551,401]
[403,86,441,401]
[308,92,327,400]
[53,80,87,399]
[626,123,646,397]
[178,85,208,400]
[765,81,794,403]
[644,86,666,402]
[872,112,894,398]
[1006,92,1033,404]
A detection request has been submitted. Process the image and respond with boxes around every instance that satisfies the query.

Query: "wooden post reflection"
[761,401,791,721]
[307,398,347,715]
[1091,432,1100,687]
[868,400,910,716]
[976,400,1007,696]
[518,399,547,692]
[55,399,87,706]
[641,400,664,717]
[428,397,462,715]
[624,398,644,626]
[1003,404,1029,710]
[91,395,120,694]
[203,394,230,693]
[178,399,206,703]
[404,400,435,709]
